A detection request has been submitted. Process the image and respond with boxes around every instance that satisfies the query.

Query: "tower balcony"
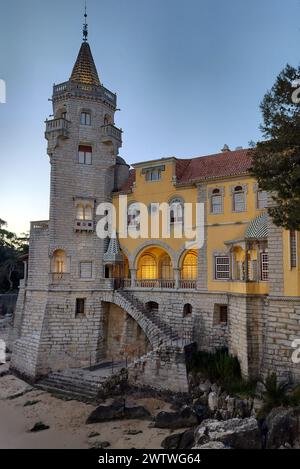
[101,124,122,146]
[45,117,70,139]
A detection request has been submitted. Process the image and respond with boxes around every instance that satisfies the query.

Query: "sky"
[0,0,299,234]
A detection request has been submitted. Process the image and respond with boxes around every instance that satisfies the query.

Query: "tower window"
[80,112,91,126]
[76,298,86,316]
[78,145,92,165]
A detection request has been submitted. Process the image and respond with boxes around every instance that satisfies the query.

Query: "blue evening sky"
[0,0,299,233]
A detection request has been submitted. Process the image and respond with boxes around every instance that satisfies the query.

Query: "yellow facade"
[112,157,298,297]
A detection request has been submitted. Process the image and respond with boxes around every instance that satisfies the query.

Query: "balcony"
[122,279,196,290]
[53,81,117,107]
[45,117,70,140]
[74,220,94,232]
[101,124,122,146]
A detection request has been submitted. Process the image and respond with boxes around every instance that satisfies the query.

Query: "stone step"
[37,384,97,402]
[40,378,100,393]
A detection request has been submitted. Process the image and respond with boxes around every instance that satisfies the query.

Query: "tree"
[251,64,300,230]
[0,219,29,293]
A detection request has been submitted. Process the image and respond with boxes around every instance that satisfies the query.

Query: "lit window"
[78,145,92,165]
[257,190,267,209]
[290,231,297,268]
[182,253,197,280]
[53,249,66,274]
[233,186,245,212]
[80,261,92,279]
[140,254,157,279]
[76,298,86,316]
[80,112,91,126]
[146,169,161,181]
[215,256,230,280]
[160,255,173,279]
[211,189,223,214]
[260,252,269,281]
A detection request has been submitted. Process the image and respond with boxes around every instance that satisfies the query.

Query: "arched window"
[169,198,184,224]
[211,188,223,214]
[160,255,173,279]
[182,252,197,280]
[128,203,140,228]
[233,186,245,212]
[145,301,159,312]
[183,303,193,317]
[53,249,66,274]
[140,254,157,279]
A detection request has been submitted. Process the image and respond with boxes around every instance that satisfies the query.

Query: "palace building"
[10,24,300,392]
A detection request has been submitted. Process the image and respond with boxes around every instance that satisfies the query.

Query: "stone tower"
[10,26,127,379]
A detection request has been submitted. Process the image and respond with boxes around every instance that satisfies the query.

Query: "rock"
[30,422,50,432]
[225,396,235,417]
[86,399,151,424]
[125,429,143,435]
[161,430,195,449]
[89,441,111,449]
[264,407,300,449]
[24,400,40,407]
[88,431,100,438]
[195,417,261,449]
[193,401,209,422]
[155,406,198,429]
[211,384,222,395]
[208,392,219,412]
[194,441,226,449]
[199,380,211,394]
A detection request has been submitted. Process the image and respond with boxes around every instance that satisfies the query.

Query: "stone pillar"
[174,268,181,289]
[130,269,137,288]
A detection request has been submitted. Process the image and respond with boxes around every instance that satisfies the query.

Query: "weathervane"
[83,1,88,42]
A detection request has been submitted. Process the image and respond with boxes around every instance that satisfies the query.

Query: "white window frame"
[78,148,92,165]
[215,256,230,280]
[290,231,297,269]
[233,188,245,212]
[260,252,269,281]
[257,190,268,210]
[145,169,161,182]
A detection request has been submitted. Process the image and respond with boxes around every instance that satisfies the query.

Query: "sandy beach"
[0,363,174,449]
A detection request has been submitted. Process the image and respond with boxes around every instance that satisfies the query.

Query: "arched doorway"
[136,246,174,288]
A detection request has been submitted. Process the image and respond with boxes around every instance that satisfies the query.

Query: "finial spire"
[83,1,88,42]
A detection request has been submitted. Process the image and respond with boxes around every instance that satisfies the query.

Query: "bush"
[189,348,256,397]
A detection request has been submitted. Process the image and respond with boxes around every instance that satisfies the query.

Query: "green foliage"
[251,64,300,230]
[0,219,29,293]
[258,373,290,417]
[189,348,256,397]
[288,385,300,407]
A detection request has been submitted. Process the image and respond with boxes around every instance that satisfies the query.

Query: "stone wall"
[127,345,189,393]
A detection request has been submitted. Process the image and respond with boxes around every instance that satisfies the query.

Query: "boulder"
[264,407,300,449]
[155,406,198,429]
[208,392,219,412]
[161,430,195,449]
[195,417,262,449]
[199,380,211,394]
[86,399,151,424]
[194,441,226,449]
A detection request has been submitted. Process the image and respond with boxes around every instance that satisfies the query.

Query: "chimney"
[221,144,230,152]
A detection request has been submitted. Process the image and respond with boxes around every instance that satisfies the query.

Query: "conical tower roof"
[70,42,100,86]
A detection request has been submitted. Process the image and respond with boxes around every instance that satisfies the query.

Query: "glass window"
[140,254,156,279]
[215,256,230,280]
[260,252,269,281]
[78,145,92,165]
[146,169,161,181]
[80,112,91,126]
[182,253,197,280]
[257,190,267,209]
[160,255,173,279]
[233,186,245,212]
[169,199,184,224]
[211,189,222,213]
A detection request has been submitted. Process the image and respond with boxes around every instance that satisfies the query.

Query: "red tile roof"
[119,149,252,192]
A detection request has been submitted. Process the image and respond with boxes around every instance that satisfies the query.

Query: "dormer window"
[146,168,161,181]
[80,111,91,126]
[78,145,92,165]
